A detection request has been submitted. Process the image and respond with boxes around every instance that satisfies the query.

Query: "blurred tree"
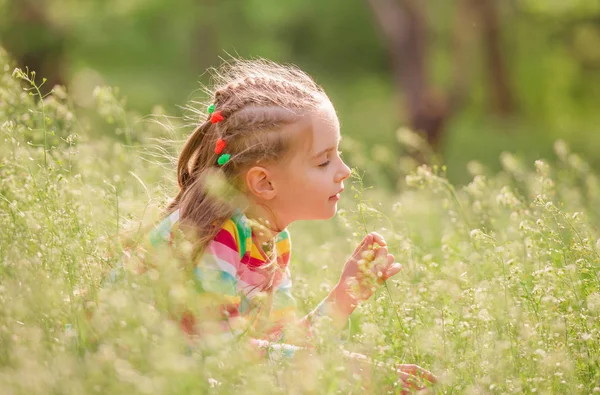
[1,0,600,185]
[0,0,67,91]
[367,0,516,150]
[475,0,515,115]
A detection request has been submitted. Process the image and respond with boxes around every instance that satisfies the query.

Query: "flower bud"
[361,250,375,261]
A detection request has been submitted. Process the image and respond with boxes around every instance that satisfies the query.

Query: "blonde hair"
[166,59,328,257]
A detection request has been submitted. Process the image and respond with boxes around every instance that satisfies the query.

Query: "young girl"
[147,59,436,390]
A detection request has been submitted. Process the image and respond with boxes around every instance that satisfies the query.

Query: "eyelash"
[318,151,343,167]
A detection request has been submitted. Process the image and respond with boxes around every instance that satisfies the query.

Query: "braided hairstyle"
[166,59,329,257]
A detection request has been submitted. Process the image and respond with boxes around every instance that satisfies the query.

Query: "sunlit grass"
[1,50,600,394]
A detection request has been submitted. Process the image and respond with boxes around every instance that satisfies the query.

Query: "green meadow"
[1,50,600,394]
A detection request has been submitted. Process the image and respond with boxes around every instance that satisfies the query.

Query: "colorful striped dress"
[148,209,301,345]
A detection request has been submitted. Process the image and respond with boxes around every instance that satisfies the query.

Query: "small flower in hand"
[338,232,402,302]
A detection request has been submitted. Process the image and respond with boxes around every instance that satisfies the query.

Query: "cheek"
[281,167,329,198]
[303,171,327,190]
[280,173,310,196]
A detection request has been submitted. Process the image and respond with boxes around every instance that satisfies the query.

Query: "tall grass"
[1,49,599,394]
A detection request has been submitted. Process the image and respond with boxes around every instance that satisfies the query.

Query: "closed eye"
[318,160,330,167]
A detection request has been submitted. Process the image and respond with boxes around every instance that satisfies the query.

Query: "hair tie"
[217,153,231,166]
[210,110,224,124]
[215,138,226,154]
[208,106,228,165]
[214,137,230,166]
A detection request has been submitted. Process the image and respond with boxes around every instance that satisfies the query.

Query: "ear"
[245,166,277,200]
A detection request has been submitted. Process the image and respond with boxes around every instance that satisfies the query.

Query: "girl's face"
[267,100,351,226]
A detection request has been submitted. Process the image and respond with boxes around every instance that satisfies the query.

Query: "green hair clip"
[208,104,216,115]
[217,153,231,166]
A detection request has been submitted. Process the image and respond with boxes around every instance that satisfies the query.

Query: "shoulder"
[148,209,180,248]
[276,228,291,258]
[213,211,252,257]
[201,212,253,271]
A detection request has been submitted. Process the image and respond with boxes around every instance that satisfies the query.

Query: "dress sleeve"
[192,228,243,327]
[264,267,299,341]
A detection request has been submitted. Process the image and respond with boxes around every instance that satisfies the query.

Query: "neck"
[245,202,287,246]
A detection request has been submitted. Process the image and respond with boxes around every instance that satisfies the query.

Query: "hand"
[341,349,438,393]
[393,363,438,394]
[337,232,402,302]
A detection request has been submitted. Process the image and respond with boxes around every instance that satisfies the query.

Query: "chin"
[324,205,338,219]
[299,201,339,221]
[304,209,336,221]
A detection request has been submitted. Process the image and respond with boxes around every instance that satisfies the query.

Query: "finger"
[382,262,402,280]
[396,371,425,390]
[394,380,413,395]
[397,364,438,384]
[385,253,395,267]
[373,249,393,273]
[374,245,389,259]
[369,232,387,246]
[352,234,372,257]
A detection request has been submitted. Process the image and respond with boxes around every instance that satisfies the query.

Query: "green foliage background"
[1,0,600,184]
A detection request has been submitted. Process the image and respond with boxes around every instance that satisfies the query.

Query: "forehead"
[289,100,340,156]
[268,100,339,173]
[309,100,340,150]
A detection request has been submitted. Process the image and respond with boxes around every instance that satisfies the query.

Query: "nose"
[336,159,352,182]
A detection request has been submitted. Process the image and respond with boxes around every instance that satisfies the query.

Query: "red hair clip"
[215,138,226,154]
[210,111,224,124]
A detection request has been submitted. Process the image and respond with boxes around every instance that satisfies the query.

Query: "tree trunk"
[367,0,515,150]
[2,0,66,91]
[367,0,449,150]
[476,0,516,115]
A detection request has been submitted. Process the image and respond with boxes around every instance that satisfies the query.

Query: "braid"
[215,76,319,112]
[206,76,322,145]
[176,122,209,189]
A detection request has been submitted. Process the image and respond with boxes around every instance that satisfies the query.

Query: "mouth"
[329,188,344,201]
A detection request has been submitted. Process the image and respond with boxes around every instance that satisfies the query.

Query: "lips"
[329,188,344,199]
